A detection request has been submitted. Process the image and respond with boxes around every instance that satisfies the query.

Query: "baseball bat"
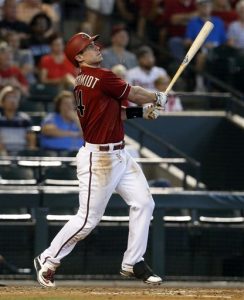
[165,21,214,94]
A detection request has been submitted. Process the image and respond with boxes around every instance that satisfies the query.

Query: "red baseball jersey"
[74,66,131,144]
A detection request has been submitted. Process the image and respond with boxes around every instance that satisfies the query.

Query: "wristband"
[125,107,143,119]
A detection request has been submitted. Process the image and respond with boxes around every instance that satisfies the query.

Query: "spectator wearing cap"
[0,85,36,155]
[126,46,168,91]
[0,41,29,96]
[227,0,244,50]
[184,0,226,91]
[101,24,137,69]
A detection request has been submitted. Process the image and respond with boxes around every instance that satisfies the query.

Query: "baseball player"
[34,32,167,287]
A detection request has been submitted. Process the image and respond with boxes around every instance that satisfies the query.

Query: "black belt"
[99,141,125,151]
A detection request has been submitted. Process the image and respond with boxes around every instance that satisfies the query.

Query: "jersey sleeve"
[100,69,131,101]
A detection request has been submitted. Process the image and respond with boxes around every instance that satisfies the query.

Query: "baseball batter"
[34,32,167,287]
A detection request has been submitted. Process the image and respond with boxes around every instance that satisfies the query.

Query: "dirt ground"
[0,286,244,300]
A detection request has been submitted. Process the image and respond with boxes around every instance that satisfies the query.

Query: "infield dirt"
[0,286,244,300]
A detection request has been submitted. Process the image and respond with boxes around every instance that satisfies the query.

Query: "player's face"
[80,42,103,66]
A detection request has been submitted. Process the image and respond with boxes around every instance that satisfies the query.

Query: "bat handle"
[164,64,186,95]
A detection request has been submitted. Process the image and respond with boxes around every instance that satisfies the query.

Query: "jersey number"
[75,90,85,117]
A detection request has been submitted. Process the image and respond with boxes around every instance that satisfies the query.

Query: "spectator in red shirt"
[212,0,238,28]
[39,34,76,89]
[0,42,29,96]
[164,0,197,60]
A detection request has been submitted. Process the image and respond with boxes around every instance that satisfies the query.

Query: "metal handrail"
[125,120,201,188]
[203,71,244,100]
[126,120,200,168]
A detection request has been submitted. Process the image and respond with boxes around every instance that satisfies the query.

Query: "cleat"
[120,264,134,278]
[120,261,163,285]
[34,256,56,288]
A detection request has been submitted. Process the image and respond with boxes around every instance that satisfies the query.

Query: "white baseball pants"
[40,142,155,269]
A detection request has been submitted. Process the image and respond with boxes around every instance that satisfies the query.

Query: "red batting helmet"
[64,32,99,66]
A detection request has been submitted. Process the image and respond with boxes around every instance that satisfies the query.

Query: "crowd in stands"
[0,0,242,155]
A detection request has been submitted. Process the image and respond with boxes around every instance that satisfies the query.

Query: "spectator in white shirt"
[126,45,168,91]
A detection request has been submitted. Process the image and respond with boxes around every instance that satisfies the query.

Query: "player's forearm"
[128,86,156,105]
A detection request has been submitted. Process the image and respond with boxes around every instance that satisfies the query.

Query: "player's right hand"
[143,105,160,120]
[155,92,168,109]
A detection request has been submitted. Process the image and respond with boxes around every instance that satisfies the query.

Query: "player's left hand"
[143,105,160,120]
[155,92,168,109]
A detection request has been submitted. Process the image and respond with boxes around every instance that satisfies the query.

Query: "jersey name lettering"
[75,74,99,89]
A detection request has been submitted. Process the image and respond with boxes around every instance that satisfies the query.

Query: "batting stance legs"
[34,144,162,287]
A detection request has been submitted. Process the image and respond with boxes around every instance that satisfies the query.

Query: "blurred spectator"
[230,0,239,7]
[0,41,29,95]
[111,63,127,80]
[185,0,227,52]
[0,0,29,41]
[0,85,36,155]
[227,0,244,49]
[212,0,238,28]
[154,76,183,112]
[116,0,162,42]
[6,31,36,85]
[16,0,60,32]
[126,45,168,90]
[85,0,115,44]
[22,12,52,66]
[115,0,139,32]
[101,24,137,69]
[77,21,93,37]
[38,33,76,89]
[164,0,197,60]
[40,90,84,153]
[185,0,226,91]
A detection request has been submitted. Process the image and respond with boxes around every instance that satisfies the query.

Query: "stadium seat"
[19,101,45,113]
[43,166,78,185]
[18,149,58,157]
[0,166,36,185]
[148,178,171,188]
[29,83,59,103]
